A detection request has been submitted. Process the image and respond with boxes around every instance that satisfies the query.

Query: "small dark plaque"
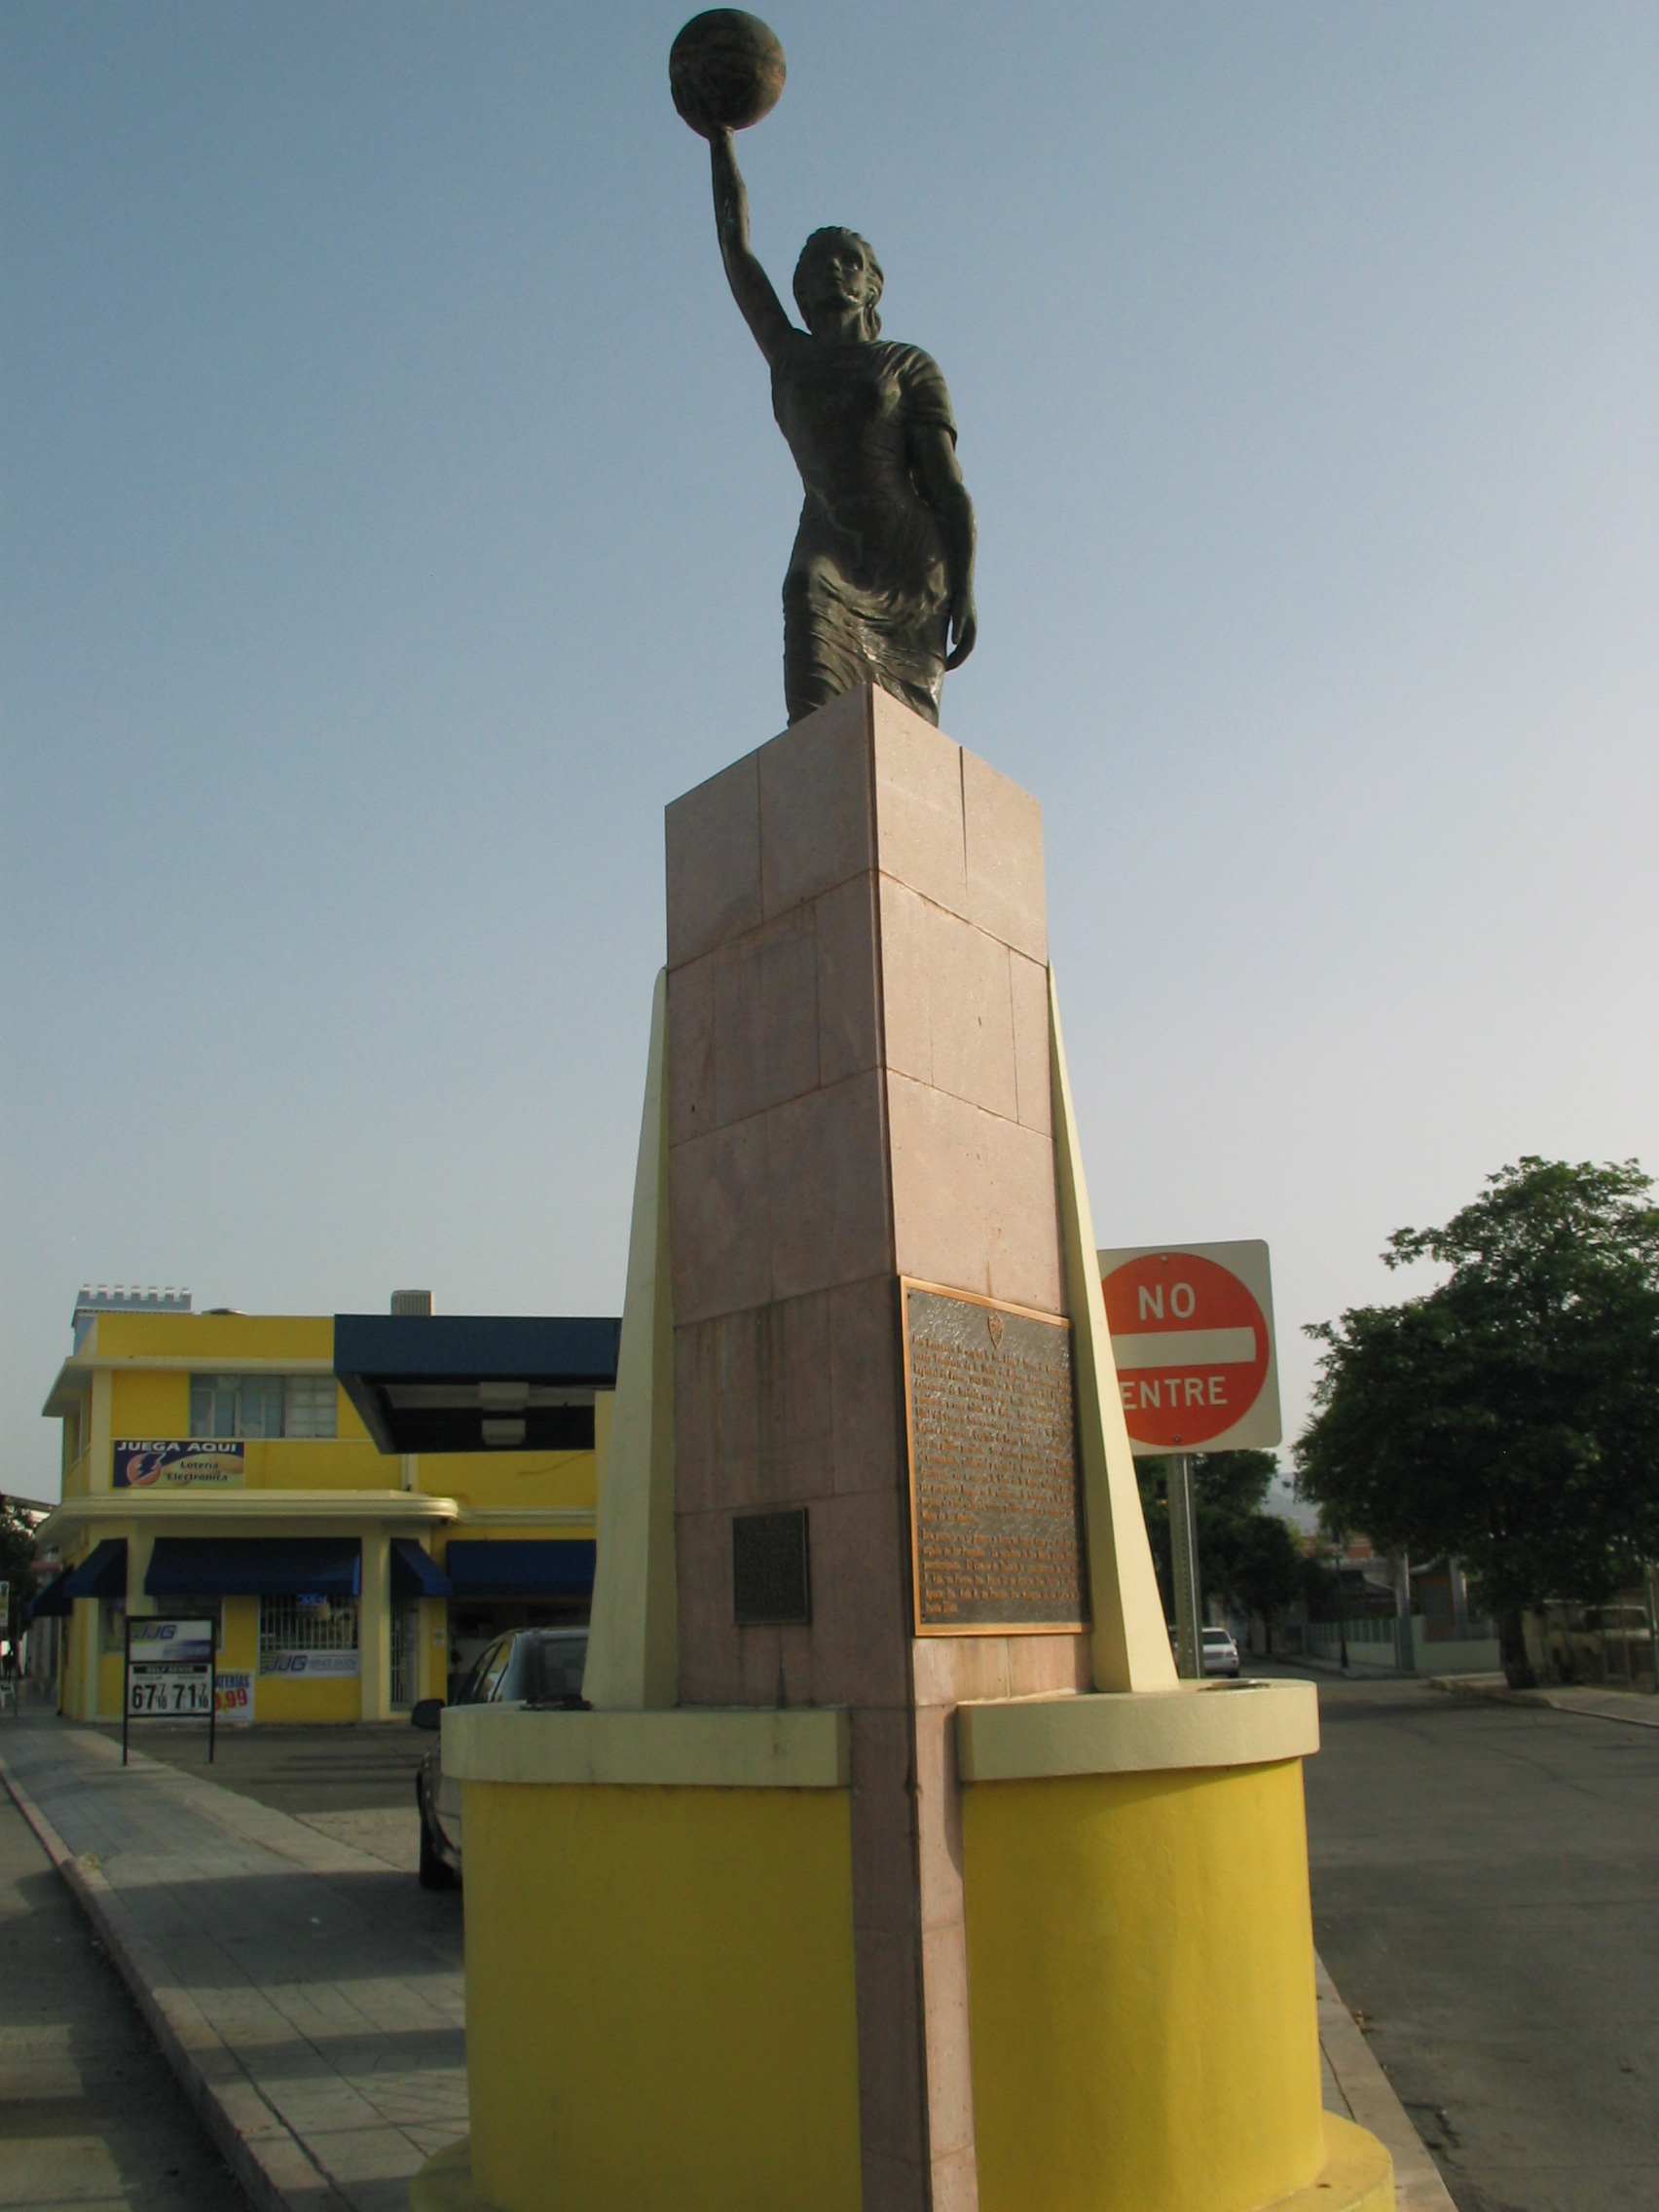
[903,1280,1089,1635]
[732,1508,812,1627]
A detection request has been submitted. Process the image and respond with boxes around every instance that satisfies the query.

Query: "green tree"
[1231,1513,1304,1647]
[1134,1448,1304,1641]
[1295,1158,1659,1686]
[0,1498,40,1645]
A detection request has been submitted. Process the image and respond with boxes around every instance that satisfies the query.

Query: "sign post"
[1098,1241,1283,1677]
[124,1618,216,1766]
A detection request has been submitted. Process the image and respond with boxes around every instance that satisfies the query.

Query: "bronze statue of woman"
[707,127,977,726]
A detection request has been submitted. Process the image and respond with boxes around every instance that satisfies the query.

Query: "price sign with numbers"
[124,1619,216,1764]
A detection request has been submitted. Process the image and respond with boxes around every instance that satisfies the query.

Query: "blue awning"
[390,1539,451,1599]
[443,1539,595,1599]
[27,1568,74,1620]
[61,1539,127,1603]
[145,1538,361,1599]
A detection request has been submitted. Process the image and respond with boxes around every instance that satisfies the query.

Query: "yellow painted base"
[1297,2116,1394,2212]
[963,1757,1337,2212]
[461,1781,862,2212]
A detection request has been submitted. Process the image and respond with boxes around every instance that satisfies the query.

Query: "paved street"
[1295,1667,1659,2212]
[0,1788,249,2212]
[0,1714,465,2211]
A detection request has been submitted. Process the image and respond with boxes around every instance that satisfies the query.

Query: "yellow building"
[37,1289,618,1725]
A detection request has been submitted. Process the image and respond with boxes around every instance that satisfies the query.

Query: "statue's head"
[793,228,883,341]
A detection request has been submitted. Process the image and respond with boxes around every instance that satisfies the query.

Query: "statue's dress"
[770,333,958,725]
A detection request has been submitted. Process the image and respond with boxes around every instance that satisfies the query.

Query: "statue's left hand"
[945,591,977,671]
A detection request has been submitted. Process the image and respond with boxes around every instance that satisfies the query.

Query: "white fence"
[1301,1616,1501,1675]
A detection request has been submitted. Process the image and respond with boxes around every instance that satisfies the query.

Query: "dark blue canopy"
[61,1539,127,1602]
[443,1539,595,1599]
[145,1538,361,1599]
[27,1568,74,1620]
[390,1539,452,1599]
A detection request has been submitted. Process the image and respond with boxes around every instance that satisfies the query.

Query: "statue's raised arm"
[710,130,792,367]
[673,10,977,726]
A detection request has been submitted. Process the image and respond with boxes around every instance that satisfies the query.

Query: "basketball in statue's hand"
[670,11,786,137]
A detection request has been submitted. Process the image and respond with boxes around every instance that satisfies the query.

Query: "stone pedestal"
[419,683,1389,2212]
[665,685,1090,2212]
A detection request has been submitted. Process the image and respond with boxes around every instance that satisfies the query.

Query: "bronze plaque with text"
[902,1280,1089,1635]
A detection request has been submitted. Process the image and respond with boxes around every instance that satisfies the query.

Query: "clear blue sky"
[4,3,1655,1502]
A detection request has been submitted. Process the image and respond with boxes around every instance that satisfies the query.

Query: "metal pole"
[1168,1454,1201,1679]
[123,1616,130,1767]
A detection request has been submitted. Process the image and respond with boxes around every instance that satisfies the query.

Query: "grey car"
[412,1626,589,1887]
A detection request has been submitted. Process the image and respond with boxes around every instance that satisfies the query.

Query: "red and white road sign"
[1097,1241,1281,1456]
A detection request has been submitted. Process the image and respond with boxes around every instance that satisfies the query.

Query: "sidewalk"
[2,1708,1452,2212]
[1429,1673,1659,1729]
[0,1713,466,2212]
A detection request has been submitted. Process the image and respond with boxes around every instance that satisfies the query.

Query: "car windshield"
[1202,1630,1232,1644]
[534,1634,589,1700]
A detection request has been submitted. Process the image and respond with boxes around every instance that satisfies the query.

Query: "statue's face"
[804,237,874,329]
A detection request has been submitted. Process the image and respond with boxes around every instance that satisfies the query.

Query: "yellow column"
[89,1371,113,1490]
[72,1597,101,1721]
[360,1531,391,1720]
[582,969,678,1711]
[1049,967,1177,1694]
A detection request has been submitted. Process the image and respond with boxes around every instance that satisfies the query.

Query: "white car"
[1201,1626,1242,1677]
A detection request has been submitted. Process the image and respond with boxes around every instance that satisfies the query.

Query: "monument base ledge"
[441,1700,849,1788]
[955,1675,1318,1781]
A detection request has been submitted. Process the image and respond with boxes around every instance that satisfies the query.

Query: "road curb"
[1428,1676,1659,1729]
[0,1738,350,2212]
[1315,1952,1456,2210]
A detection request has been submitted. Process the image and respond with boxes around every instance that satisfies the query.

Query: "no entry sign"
[1096,1241,1281,1456]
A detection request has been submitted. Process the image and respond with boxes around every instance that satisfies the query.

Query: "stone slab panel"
[922,903,1017,1122]
[759,686,874,916]
[1009,949,1052,1136]
[668,1115,770,1327]
[828,1276,906,1498]
[665,752,761,967]
[871,692,968,921]
[766,1070,894,1304]
[712,905,820,1127]
[963,747,1047,962]
[808,1489,913,1709]
[666,956,716,1147]
[887,1075,1064,1314]
[849,1707,920,1940]
[815,873,883,1088]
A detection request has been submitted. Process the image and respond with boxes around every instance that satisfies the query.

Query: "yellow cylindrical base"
[963,1757,1335,2212]
[460,1781,863,2212]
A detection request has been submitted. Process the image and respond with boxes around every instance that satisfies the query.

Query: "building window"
[258,1595,358,1656]
[282,1377,338,1439]
[188,1375,334,1440]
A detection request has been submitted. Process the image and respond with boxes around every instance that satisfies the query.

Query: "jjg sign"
[1097,1241,1282,1456]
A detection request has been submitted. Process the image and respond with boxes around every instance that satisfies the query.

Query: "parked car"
[412,1626,589,1887]
[1200,1626,1242,1677]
